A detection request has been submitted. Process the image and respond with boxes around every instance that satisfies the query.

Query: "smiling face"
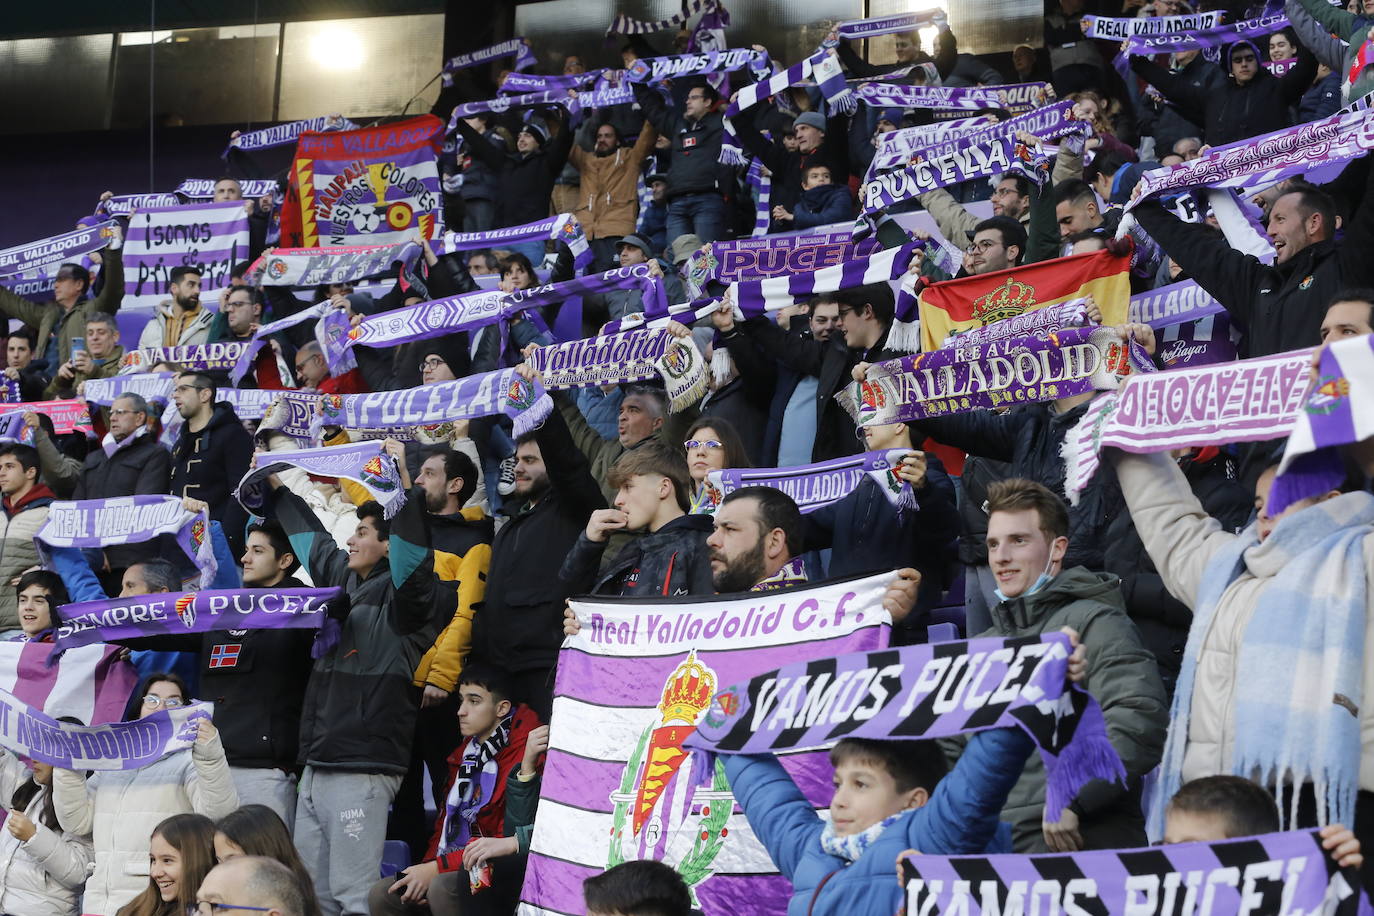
[516,130,540,154]
[985,508,1065,599]
[810,302,840,342]
[149,831,184,901]
[829,758,920,836]
[1268,34,1295,61]
[346,515,388,576]
[85,320,117,358]
[1266,192,1321,264]
[17,584,52,637]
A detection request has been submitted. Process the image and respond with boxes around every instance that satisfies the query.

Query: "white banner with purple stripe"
[174,179,279,200]
[521,573,892,916]
[122,201,251,310]
[1082,10,1224,40]
[98,193,182,217]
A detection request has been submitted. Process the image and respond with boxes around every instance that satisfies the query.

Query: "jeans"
[666,191,727,247]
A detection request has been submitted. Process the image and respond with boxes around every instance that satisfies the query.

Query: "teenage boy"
[369,666,541,916]
[559,443,714,596]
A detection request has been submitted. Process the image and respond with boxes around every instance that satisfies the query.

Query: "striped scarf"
[720,50,853,165]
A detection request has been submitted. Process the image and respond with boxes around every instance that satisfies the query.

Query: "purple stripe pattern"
[698,449,916,516]
[236,441,407,519]
[529,328,707,411]
[36,496,217,588]
[225,116,358,154]
[122,201,251,309]
[440,38,536,87]
[0,221,119,278]
[0,688,209,771]
[318,368,553,439]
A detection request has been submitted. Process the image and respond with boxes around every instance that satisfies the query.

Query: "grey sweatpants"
[230,766,298,832]
[294,767,403,916]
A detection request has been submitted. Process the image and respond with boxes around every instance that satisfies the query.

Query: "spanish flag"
[918,248,1132,351]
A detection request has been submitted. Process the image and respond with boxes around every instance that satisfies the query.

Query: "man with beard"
[207,286,295,389]
[567,120,660,271]
[389,446,495,858]
[468,406,604,721]
[170,370,254,554]
[138,265,214,349]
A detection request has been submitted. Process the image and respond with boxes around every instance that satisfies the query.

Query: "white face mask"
[994,547,1058,603]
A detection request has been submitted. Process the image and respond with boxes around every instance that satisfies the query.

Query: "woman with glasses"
[53,674,238,916]
[114,813,216,916]
[682,417,751,514]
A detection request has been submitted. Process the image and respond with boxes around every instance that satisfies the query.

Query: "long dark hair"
[684,416,752,473]
[10,771,58,831]
[116,813,217,916]
[125,671,190,723]
[216,805,324,916]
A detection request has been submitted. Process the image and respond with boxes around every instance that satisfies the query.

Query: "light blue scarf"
[1147,491,1374,839]
[819,811,904,864]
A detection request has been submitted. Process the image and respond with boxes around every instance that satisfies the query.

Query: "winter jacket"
[459,127,509,203]
[1298,70,1343,122]
[639,200,669,254]
[471,405,604,675]
[1114,451,1374,793]
[1131,53,1222,155]
[1293,0,1374,102]
[33,426,82,499]
[136,302,215,350]
[169,400,255,542]
[52,736,238,916]
[970,567,1167,852]
[734,106,851,213]
[725,727,1033,916]
[206,317,295,389]
[569,124,659,239]
[0,247,125,370]
[732,319,905,462]
[415,506,493,693]
[938,52,1004,88]
[633,84,727,198]
[802,464,958,638]
[909,401,1125,572]
[1286,0,1350,73]
[1132,155,1374,358]
[560,513,715,596]
[1103,451,1252,700]
[75,430,173,571]
[1129,44,1316,146]
[14,361,51,402]
[955,456,1013,567]
[0,484,54,630]
[1044,10,1103,73]
[423,704,540,872]
[699,373,772,466]
[44,345,124,401]
[790,184,853,230]
[455,109,574,228]
[552,393,697,504]
[504,766,540,855]
[270,485,440,775]
[0,751,92,916]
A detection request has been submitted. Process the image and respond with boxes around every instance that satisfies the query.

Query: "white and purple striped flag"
[122,201,251,310]
[0,640,138,726]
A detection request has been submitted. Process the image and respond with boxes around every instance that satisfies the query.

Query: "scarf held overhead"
[225,115,358,153]
[0,221,119,278]
[695,450,918,516]
[247,240,421,287]
[319,368,552,439]
[685,229,880,299]
[440,38,536,86]
[430,213,590,269]
[687,633,1125,822]
[121,341,251,375]
[122,201,251,310]
[528,328,707,412]
[236,440,408,519]
[36,496,217,588]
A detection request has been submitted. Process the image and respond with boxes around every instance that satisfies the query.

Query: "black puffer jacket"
[560,513,715,597]
[633,83,727,198]
[910,400,1124,572]
[75,431,171,500]
[455,109,574,228]
[270,487,439,775]
[1103,450,1252,700]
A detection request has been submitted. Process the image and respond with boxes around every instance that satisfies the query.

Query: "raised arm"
[913,728,1034,853]
[631,83,679,137]
[539,399,608,520]
[721,754,822,879]
[1277,42,1319,106]
[730,100,787,175]
[267,486,353,588]
[455,116,507,171]
[387,484,440,635]
[1293,0,1360,37]
[1128,56,1208,116]
[87,245,125,314]
[187,729,241,818]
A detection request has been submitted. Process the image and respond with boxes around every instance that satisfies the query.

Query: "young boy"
[559,443,714,596]
[1163,775,1363,869]
[369,666,542,916]
[772,165,853,231]
[584,860,693,916]
[725,632,1087,916]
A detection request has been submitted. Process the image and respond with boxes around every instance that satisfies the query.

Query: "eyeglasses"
[294,354,320,373]
[109,408,142,417]
[187,903,274,915]
[965,239,1001,253]
[684,439,723,450]
[418,357,446,372]
[143,695,185,709]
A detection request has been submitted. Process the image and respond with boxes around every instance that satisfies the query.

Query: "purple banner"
[440,38,536,86]
[902,830,1372,916]
[697,449,915,516]
[685,230,880,300]
[36,495,217,588]
[528,328,707,411]
[122,201,251,309]
[236,441,407,519]
[861,134,1049,218]
[0,221,119,278]
[121,341,252,375]
[431,213,589,268]
[943,299,1091,348]
[318,367,552,439]
[226,115,358,154]
[625,48,767,83]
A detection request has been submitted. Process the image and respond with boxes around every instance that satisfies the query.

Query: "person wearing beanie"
[733,90,850,224]
[602,235,683,321]
[455,107,575,262]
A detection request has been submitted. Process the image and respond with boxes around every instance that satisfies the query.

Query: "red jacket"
[316,367,368,395]
[425,703,541,872]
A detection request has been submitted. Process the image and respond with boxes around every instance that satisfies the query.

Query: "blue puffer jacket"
[724,728,1031,916]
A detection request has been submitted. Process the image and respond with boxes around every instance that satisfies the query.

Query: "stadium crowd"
[0,0,1373,914]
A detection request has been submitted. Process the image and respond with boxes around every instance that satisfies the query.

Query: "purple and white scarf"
[431,213,590,269]
[159,387,281,449]
[36,496,217,588]
[440,38,536,87]
[1062,347,1314,503]
[247,241,421,287]
[625,47,769,86]
[319,367,553,439]
[1270,333,1374,514]
[1127,279,1225,329]
[500,70,600,95]
[746,158,772,237]
[942,298,1093,348]
[449,89,582,125]
[827,11,948,42]
[121,341,252,376]
[867,115,998,178]
[694,449,917,517]
[721,49,850,163]
[52,587,342,654]
[441,713,512,854]
[237,440,408,519]
[529,328,707,411]
[225,115,358,154]
[607,0,722,36]
[349,264,664,350]
[900,831,1372,914]
[229,302,332,384]
[0,221,119,279]
[174,178,279,200]
[1114,9,1289,71]
[686,228,882,300]
[838,326,1154,426]
[729,242,918,318]
[1121,105,1374,231]
[860,133,1053,220]
[687,632,1125,823]
[1083,10,1224,41]
[853,82,1049,114]
[97,193,182,216]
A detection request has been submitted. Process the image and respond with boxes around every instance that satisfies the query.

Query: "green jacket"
[504,768,540,855]
[555,393,698,504]
[0,248,125,369]
[1295,0,1374,102]
[45,345,125,400]
[966,566,1168,852]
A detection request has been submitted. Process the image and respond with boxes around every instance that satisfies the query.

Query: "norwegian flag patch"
[208,644,242,669]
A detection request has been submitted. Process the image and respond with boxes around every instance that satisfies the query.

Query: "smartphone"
[71,337,86,356]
